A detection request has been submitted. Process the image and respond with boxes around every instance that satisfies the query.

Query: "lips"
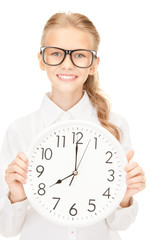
[57,74,78,81]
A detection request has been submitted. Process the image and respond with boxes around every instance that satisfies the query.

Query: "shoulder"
[109,112,132,154]
[5,109,43,152]
[0,110,42,168]
[8,110,41,132]
[109,112,130,130]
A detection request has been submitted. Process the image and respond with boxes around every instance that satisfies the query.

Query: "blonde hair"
[41,12,120,141]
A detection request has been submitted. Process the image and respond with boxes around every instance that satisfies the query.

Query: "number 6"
[69,203,77,216]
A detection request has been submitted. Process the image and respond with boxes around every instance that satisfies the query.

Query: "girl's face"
[38,26,99,96]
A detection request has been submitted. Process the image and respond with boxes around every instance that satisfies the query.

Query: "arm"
[120,150,146,208]
[0,194,29,237]
[0,124,29,237]
[106,114,146,230]
[106,197,138,231]
[106,150,145,231]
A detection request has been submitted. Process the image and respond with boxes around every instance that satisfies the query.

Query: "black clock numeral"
[56,135,65,148]
[105,151,113,164]
[52,197,60,210]
[36,165,44,177]
[107,169,115,182]
[72,132,83,144]
[38,183,46,196]
[41,148,53,160]
[103,187,111,198]
[88,199,96,212]
[69,203,78,216]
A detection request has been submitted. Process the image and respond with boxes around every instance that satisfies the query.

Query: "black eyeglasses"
[40,46,97,68]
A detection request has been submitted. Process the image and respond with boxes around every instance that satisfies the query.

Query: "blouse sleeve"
[0,123,29,237]
[106,198,138,231]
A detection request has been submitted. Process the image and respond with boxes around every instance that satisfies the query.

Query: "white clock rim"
[24,120,128,227]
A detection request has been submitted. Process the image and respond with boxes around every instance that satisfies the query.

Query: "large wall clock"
[24,120,127,227]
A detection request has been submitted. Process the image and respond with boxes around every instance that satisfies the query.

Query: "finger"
[6,164,28,178]
[17,152,28,163]
[126,150,134,163]
[127,182,146,191]
[6,173,27,184]
[9,152,29,166]
[14,158,28,171]
[126,175,146,185]
[126,166,144,179]
[8,159,28,173]
[8,152,29,169]
[124,161,138,172]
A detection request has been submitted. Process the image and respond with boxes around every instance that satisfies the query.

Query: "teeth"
[58,75,76,79]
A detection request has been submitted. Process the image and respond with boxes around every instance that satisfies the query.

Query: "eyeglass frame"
[40,46,97,68]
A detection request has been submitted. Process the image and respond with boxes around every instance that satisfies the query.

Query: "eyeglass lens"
[43,48,93,68]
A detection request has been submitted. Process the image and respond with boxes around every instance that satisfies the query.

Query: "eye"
[51,52,62,57]
[75,53,85,58]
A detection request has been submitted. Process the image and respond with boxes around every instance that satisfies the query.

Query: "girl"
[0,12,145,240]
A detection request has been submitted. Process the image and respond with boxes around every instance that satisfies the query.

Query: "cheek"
[79,69,90,81]
[45,67,57,80]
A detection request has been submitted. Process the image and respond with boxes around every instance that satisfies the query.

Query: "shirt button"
[69,228,77,240]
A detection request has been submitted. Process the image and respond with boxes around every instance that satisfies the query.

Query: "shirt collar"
[39,91,95,127]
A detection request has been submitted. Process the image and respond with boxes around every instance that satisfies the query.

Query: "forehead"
[44,27,94,50]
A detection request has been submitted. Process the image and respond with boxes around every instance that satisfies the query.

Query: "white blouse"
[0,91,138,240]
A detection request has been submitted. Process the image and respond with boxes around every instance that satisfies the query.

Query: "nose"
[61,54,74,69]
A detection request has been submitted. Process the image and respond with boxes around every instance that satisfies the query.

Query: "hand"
[5,152,28,203]
[120,150,146,208]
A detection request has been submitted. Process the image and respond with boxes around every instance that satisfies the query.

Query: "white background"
[0,0,156,239]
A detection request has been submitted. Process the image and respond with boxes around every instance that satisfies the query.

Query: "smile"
[57,74,78,81]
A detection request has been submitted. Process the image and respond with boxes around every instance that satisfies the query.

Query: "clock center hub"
[73,170,78,176]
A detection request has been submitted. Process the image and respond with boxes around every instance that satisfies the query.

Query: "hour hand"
[49,173,74,187]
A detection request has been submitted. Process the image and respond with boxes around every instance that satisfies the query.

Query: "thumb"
[126,149,134,163]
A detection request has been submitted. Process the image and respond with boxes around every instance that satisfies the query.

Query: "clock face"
[24,120,127,227]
